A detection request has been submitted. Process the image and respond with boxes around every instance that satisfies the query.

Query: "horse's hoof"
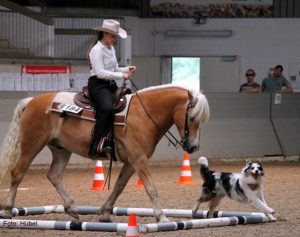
[0,212,12,219]
[96,207,112,222]
[99,216,112,223]
[159,216,170,223]
[65,207,79,219]
[192,209,197,218]
[95,208,102,215]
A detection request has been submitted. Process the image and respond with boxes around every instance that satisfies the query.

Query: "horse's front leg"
[133,156,169,223]
[97,162,135,222]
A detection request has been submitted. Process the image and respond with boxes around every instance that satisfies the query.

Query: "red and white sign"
[21,65,71,74]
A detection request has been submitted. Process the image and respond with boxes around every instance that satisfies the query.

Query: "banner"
[150,0,273,18]
[21,65,71,74]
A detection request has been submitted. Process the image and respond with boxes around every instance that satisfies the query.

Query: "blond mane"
[136,84,210,126]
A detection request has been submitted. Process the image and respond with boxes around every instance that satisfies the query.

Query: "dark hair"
[92,31,104,47]
[87,31,104,62]
[245,68,256,76]
[274,65,283,71]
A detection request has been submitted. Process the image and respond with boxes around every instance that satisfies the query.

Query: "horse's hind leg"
[47,145,79,219]
[97,162,135,222]
[1,153,42,218]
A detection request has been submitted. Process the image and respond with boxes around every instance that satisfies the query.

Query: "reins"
[131,81,196,150]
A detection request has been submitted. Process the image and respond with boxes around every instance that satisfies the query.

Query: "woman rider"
[88,19,136,158]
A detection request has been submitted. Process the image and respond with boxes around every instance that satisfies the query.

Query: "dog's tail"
[198,156,210,179]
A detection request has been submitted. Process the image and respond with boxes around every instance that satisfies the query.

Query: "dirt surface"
[1,159,300,237]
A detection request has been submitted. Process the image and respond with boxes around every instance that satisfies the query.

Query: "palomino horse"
[0,84,209,222]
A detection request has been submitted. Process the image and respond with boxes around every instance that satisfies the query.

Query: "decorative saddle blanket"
[50,92,133,126]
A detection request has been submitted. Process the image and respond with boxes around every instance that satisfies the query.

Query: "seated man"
[239,69,260,93]
[261,65,293,93]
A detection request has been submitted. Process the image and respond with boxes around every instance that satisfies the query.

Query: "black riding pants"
[88,76,117,142]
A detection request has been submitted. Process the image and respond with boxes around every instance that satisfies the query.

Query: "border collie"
[192,157,276,220]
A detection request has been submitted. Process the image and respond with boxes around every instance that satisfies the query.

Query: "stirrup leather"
[97,137,112,155]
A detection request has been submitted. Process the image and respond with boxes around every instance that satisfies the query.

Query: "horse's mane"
[137,84,196,94]
[137,84,210,125]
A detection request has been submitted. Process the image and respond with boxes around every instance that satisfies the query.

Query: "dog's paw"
[268,208,275,214]
[264,207,275,214]
[267,214,277,221]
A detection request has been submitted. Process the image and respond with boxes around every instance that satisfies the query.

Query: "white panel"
[14,73,22,91]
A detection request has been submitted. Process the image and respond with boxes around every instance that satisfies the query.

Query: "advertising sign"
[21,65,71,74]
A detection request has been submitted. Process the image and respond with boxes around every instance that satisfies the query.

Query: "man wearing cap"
[88,19,136,158]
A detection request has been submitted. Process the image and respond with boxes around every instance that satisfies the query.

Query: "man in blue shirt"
[261,65,293,93]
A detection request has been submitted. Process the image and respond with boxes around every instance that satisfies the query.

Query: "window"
[171,57,200,90]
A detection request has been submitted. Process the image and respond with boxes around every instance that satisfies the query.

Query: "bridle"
[131,81,198,151]
[181,96,198,150]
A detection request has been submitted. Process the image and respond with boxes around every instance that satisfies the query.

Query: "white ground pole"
[5,205,269,219]
[0,205,273,233]
[0,215,270,233]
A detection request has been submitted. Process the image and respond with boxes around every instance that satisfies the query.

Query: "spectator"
[239,69,260,93]
[261,65,293,93]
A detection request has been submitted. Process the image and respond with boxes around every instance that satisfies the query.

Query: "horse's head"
[174,90,210,154]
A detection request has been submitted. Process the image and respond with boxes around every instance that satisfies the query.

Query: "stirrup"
[97,137,112,156]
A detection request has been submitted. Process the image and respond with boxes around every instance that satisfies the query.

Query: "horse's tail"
[0,97,33,188]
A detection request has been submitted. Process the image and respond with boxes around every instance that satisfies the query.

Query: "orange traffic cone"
[135,178,144,188]
[126,213,139,237]
[90,160,108,191]
[177,152,193,185]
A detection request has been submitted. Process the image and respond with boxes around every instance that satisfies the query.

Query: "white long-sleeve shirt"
[89,41,129,80]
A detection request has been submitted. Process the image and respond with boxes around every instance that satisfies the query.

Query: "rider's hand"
[123,73,131,80]
[129,66,136,74]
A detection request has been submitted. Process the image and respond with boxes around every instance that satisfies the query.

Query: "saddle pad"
[50,92,133,126]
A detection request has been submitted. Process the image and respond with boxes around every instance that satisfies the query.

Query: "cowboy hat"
[93,19,127,38]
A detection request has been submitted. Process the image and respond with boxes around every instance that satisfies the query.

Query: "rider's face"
[103,32,117,47]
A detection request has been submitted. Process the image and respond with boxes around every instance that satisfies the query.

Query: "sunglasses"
[246,74,254,76]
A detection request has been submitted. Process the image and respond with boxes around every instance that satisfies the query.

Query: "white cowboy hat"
[93,19,127,38]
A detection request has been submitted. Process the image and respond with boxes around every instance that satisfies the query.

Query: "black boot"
[89,139,100,158]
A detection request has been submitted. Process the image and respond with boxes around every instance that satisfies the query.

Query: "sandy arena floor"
[0,158,300,237]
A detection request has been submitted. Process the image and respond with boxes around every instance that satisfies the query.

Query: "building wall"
[2,14,300,91]
[0,11,54,57]
[124,17,300,91]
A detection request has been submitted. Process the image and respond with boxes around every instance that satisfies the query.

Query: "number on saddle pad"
[61,104,83,114]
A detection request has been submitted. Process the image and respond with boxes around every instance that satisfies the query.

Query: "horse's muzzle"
[184,141,199,154]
